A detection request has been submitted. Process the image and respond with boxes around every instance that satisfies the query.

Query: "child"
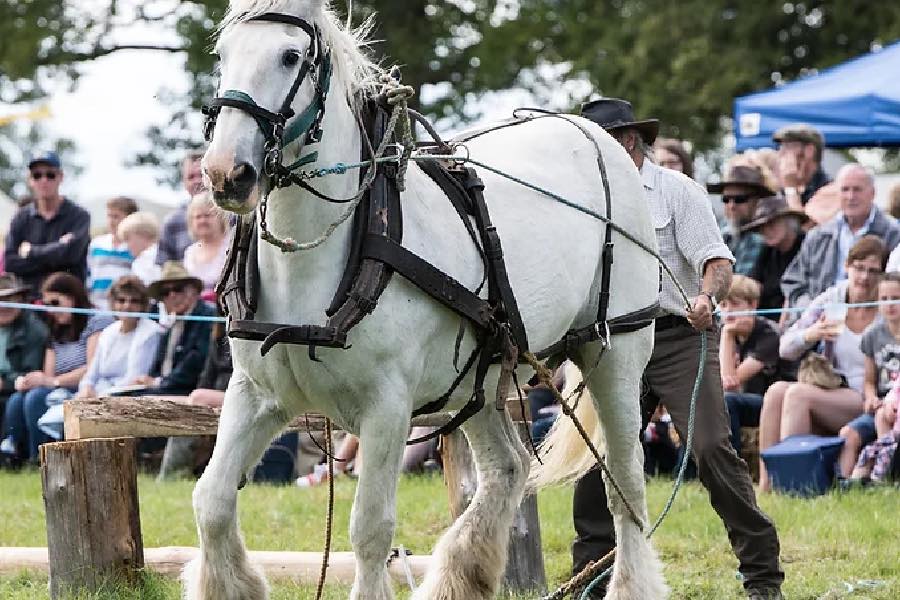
[850,273,900,482]
[86,196,138,309]
[719,275,781,455]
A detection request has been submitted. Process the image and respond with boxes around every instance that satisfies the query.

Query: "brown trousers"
[573,322,784,591]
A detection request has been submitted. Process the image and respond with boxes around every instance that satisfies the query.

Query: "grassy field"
[0,469,897,599]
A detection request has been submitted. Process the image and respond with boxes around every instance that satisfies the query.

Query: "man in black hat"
[708,163,776,276]
[3,151,91,297]
[577,98,784,600]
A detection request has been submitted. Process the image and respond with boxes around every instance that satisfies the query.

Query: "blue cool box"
[760,435,845,496]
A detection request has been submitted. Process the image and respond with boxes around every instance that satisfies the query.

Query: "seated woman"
[759,236,884,491]
[76,276,162,399]
[1,273,112,462]
[182,192,230,303]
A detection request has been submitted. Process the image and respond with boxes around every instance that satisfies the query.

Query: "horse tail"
[527,361,604,491]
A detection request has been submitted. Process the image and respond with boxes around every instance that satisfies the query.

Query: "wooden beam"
[0,547,431,584]
[65,395,528,441]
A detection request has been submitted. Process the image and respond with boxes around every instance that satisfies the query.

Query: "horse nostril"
[229,162,257,192]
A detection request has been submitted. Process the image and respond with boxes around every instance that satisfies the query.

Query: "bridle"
[202,12,333,185]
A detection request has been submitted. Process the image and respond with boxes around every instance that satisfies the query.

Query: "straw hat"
[147,261,203,300]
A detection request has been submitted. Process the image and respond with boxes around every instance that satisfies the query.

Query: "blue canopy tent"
[734,40,900,150]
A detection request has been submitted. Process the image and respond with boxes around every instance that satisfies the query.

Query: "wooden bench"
[35,396,544,598]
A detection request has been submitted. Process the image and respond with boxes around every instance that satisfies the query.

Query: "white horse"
[192,1,667,599]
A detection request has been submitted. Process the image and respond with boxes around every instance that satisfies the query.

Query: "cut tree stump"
[40,438,143,599]
[441,423,546,594]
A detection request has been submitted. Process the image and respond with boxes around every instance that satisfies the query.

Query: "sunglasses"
[43,298,62,307]
[159,284,186,296]
[30,170,58,181]
[113,296,144,306]
[721,194,754,204]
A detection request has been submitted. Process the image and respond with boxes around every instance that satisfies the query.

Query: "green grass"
[1,470,898,599]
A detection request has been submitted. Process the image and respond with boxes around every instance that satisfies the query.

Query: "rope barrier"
[0,300,226,322]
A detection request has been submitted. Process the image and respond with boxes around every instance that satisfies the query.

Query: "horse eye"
[281,50,301,68]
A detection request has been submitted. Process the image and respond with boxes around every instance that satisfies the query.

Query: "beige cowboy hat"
[0,273,31,299]
[148,261,204,300]
[741,195,810,233]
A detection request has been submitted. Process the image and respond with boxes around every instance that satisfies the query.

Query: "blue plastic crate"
[760,434,845,496]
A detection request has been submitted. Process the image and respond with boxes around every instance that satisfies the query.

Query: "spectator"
[719,276,781,456]
[118,212,162,286]
[841,272,900,483]
[781,164,900,311]
[132,262,214,394]
[183,191,230,302]
[86,196,138,310]
[744,196,809,323]
[3,151,91,297]
[760,236,884,491]
[653,138,693,179]
[888,182,900,221]
[708,162,775,275]
[0,274,49,440]
[76,276,162,399]
[524,363,565,445]
[851,382,900,483]
[156,152,205,265]
[0,273,112,462]
[773,123,830,209]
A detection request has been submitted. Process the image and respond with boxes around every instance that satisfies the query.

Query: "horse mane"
[220,0,384,107]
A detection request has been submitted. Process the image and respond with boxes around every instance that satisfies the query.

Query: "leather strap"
[361,234,493,329]
[534,302,660,361]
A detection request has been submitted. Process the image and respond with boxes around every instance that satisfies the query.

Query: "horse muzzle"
[206,161,260,214]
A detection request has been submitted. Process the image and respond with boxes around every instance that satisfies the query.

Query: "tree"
[2,0,899,195]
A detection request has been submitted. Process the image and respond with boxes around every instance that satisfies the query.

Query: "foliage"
[1,470,899,598]
[1,1,900,192]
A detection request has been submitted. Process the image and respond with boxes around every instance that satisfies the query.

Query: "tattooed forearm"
[702,259,733,300]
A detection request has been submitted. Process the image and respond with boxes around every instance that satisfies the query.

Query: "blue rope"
[0,300,226,323]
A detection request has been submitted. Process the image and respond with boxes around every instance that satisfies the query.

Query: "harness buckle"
[381,143,404,178]
[264,142,283,178]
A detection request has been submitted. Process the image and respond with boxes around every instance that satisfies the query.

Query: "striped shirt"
[87,234,133,309]
[52,314,114,377]
[641,160,734,317]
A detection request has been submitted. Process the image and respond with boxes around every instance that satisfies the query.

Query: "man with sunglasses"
[708,163,775,276]
[3,151,91,298]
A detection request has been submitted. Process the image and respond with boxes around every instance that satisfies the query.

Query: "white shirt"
[79,319,163,394]
[641,160,734,316]
[131,244,162,286]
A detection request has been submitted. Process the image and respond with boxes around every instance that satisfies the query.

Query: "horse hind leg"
[183,378,288,600]
[578,329,668,600]
[412,404,530,600]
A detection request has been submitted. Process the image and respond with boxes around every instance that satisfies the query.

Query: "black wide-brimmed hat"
[741,195,809,233]
[707,164,775,196]
[581,98,660,145]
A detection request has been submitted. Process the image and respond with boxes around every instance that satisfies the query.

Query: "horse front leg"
[349,404,410,600]
[183,376,289,600]
[413,404,530,600]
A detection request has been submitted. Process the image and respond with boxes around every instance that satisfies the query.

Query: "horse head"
[203,0,332,214]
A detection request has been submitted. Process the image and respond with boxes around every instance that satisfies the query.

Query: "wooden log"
[0,547,432,584]
[40,438,143,598]
[63,396,529,441]
[503,422,546,593]
[440,426,546,594]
